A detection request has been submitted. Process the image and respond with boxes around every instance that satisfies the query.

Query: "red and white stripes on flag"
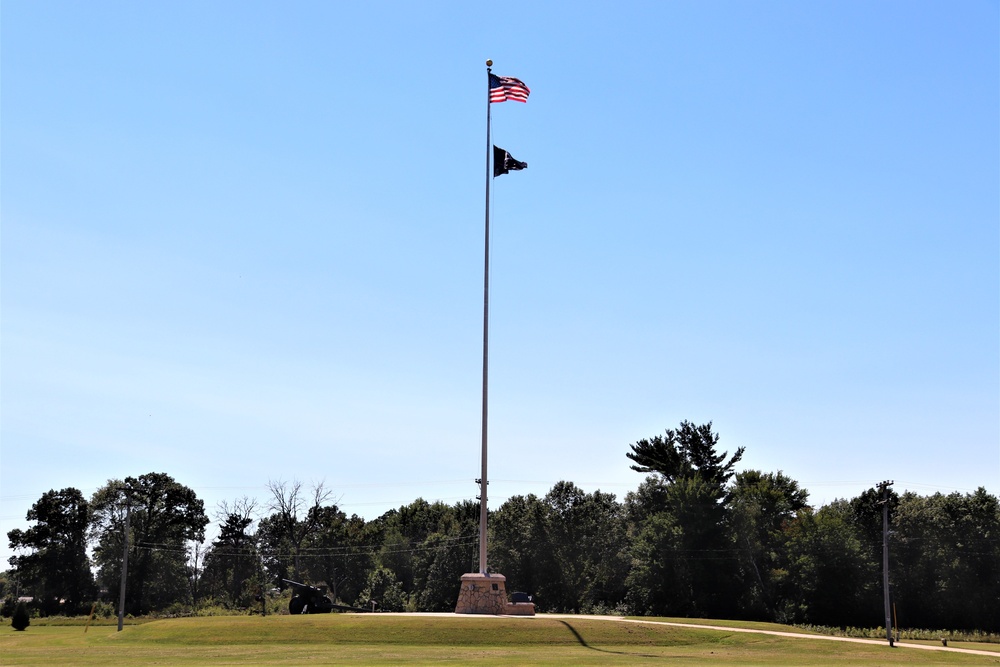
[489,74,530,103]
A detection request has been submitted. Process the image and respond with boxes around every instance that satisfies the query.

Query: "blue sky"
[2,1,997,565]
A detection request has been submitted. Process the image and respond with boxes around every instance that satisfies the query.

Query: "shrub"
[0,597,15,618]
[90,600,117,619]
[358,567,407,613]
[11,602,30,631]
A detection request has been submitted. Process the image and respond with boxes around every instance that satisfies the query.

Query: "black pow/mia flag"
[493,145,527,177]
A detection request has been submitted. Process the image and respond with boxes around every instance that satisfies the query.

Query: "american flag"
[489,74,530,103]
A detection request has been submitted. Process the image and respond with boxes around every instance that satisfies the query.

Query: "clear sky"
[2,1,997,566]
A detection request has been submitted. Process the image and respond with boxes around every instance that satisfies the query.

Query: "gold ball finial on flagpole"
[486,59,493,67]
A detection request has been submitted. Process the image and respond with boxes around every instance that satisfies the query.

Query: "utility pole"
[116,485,140,632]
[877,480,894,647]
[190,541,202,613]
[117,493,132,632]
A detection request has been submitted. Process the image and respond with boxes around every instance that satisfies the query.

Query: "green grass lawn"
[904,639,1000,652]
[2,614,996,666]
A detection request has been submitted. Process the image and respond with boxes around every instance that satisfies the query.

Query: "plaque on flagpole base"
[454,572,535,616]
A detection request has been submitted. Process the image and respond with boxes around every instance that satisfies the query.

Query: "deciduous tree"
[90,473,208,615]
[7,488,94,614]
[781,501,875,626]
[201,498,260,608]
[893,488,1000,632]
[261,479,331,583]
[729,470,808,620]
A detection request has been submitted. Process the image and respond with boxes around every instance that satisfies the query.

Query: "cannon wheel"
[289,596,306,615]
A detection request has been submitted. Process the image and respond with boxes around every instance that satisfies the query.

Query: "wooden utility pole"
[117,493,132,632]
[116,485,142,632]
[877,480,894,646]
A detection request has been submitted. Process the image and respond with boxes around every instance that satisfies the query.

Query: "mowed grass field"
[2,614,997,666]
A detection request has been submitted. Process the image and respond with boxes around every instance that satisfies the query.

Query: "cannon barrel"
[282,578,322,592]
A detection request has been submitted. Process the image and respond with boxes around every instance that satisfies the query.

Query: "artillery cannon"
[281,579,335,614]
[281,579,371,614]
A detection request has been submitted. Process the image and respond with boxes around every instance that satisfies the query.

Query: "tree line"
[5,421,999,632]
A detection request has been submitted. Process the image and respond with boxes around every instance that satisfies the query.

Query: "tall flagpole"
[479,59,493,574]
[456,61,532,617]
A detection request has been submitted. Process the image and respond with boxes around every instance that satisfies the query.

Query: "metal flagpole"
[478,59,493,574]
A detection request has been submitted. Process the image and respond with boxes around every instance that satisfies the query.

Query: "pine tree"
[11,602,30,631]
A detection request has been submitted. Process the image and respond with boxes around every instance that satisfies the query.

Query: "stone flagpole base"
[454,573,535,616]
